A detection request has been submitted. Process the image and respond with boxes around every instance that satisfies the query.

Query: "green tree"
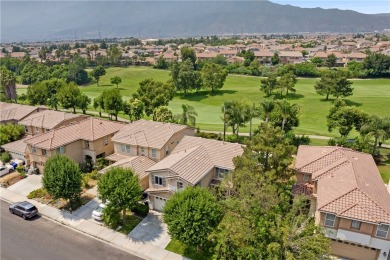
[360,115,390,154]
[93,94,105,117]
[361,53,390,78]
[163,187,223,251]
[314,70,353,100]
[26,82,47,105]
[0,124,25,145]
[153,106,173,122]
[98,167,142,222]
[327,101,369,137]
[260,98,276,123]
[57,82,81,113]
[180,47,197,67]
[310,57,323,67]
[212,123,330,259]
[201,63,228,93]
[47,94,59,110]
[260,73,278,97]
[271,52,280,65]
[133,78,175,116]
[173,59,202,95]
[154,56,169,69]
[92,65,106,86]
[107,45,122,66]
[103,88,123,121]
[110,76,122,88]
[43,155,82,210]
[123,98,145,122]
[278,71,297,96]
[174,104,198,126]
[275,100,300,131]
[77,93,91,114]
[222,100,251,141]
[0,67,17,101]
[325,53,337,68]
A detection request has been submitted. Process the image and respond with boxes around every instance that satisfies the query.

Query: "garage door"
[154,196,167,211]
[331,240,378,260]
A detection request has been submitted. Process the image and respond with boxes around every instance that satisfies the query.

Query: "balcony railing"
[292,183,315,197]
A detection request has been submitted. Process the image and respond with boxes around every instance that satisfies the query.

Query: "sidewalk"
[0,187,186,260]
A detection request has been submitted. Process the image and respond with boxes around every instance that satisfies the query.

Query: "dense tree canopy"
[201,63,228,93]
[57,82,81,113]
[133,78,175,116]
[103,88,123,121]
[315,70,353,100]
[0,124,25,145]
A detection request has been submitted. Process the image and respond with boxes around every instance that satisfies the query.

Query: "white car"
[0,166,10,177]
[92,203,107,221]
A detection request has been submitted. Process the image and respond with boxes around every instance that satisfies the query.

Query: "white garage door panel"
[154,196,166,211]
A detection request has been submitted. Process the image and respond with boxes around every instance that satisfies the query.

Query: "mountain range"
[1,1,389,42]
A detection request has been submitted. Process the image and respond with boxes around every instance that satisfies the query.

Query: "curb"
[0,197,150,260]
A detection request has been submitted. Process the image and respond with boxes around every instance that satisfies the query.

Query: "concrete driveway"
[73,197,103,223]
[128,211,171,249]
[7,174,42,196]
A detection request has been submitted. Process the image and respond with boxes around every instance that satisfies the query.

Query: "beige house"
[1,138,28,161]
[98,156,156,190]
[0,102,45,125]
[254,51,274,64]
[24,118,125,173]
[145,136,243,211]
[294,146,390,260]
[279,51,303,64]
[18,110,88,136]
[108,119,194,164]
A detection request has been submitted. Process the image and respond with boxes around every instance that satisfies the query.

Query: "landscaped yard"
[117,214,143,235]
[166,239,212,260]
[379,165,390,184]
[16,67,390,137]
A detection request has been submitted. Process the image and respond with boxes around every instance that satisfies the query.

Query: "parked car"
[92,203,107,221]
[9,201,38,220]
[0,166,10,177]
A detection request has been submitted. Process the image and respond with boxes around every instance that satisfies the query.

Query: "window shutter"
[162,178,166,186]
[152,175,155,184]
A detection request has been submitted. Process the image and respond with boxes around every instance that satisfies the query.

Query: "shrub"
[16,165,24,174]
[82,174,90,189]
[89,170,99,180]
[132,203,149,217]
[95,158,109,170]
[103,203,121,229]
[27,188,47,199]
[0,152,12,163]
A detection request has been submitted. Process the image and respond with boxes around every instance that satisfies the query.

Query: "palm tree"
[175,104,198,127]
[249,103,260,140]
[360,115,388,154]
[277,100,300,131]
[260,99,275,123]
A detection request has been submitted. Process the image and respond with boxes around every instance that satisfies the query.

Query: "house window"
[216,168,229,179]
[141,147,145,154]
[126,145,130,153]
[56,146,65,154]
[103,136,108,146]
[32,146,36,154]
[85,140,90,149]
[121,144,126,153]
[35,127,39,133]
[42,149,47,156]
[376,224,389,238]
[152,149,156,157]
[154,175,164,186]
[177,181,183,190]
[351,220,361,229]
[24,126,29,133]
[303,174,309,181]
[324,213,336,227]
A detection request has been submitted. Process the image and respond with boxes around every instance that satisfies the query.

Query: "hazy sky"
[271,0,390,14]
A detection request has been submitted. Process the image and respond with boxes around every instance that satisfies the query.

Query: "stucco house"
[294,146,390,260]
[18,110,88,136]
[145,136,243,211]
[24,118,125,173]
[0,102,45,125]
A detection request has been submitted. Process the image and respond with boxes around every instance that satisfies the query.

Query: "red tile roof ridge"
[319,187,359,211]
[297,147,343,171]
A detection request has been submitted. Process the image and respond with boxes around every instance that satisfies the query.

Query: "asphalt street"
[0,200,143,260]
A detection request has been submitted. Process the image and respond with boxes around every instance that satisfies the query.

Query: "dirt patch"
[0,171,25,188]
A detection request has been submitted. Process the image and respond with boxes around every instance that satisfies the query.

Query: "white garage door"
[154,196,167,211]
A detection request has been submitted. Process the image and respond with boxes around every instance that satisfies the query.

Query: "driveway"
[128,211,171,248]
[73,197,103,223]
[7,174,42,196]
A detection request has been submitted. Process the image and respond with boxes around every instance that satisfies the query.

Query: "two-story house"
[145,136,243,211]
[279,51,303,64]
[24,118,125,173]
[294,146,390,260]
[19,110,88,135]
[108,119,194,163]
[0,102,45,125]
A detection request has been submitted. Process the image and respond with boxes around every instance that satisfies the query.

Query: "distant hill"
[1,1,389,42]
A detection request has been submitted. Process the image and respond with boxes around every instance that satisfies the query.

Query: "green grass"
[378,165,390,184]
[118,214,142,235]
[17,66,390,137]
[165,239,212,260]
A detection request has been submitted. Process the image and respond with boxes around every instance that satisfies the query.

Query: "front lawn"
[117,214,143,235]
[165,239,213,260]
[378,165,390,184]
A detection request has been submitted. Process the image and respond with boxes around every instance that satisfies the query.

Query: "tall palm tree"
[260,99,275,123]
[277,100,300,131]
[249,103,260,140]
[175,104,198,127]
